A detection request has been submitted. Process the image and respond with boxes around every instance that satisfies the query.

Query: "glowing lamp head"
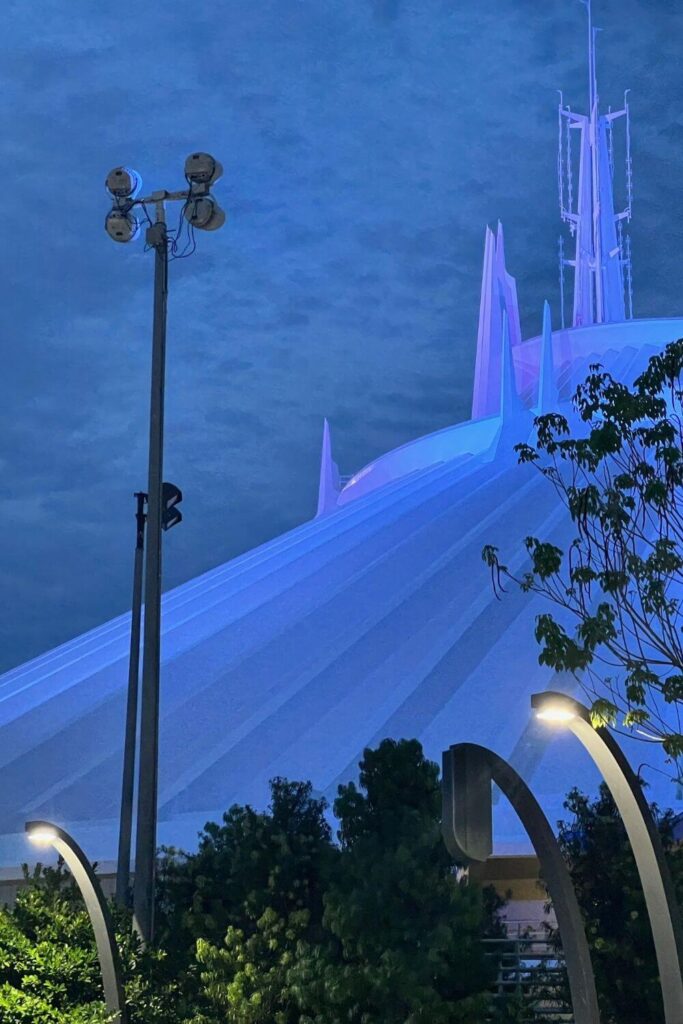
[26,823,58,846]
[535,704,577,724]
[531,692,579,726]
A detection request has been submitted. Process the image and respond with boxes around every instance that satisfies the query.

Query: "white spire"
[316,418,341,517]
[536,301,559,413]
[499,310,524,421]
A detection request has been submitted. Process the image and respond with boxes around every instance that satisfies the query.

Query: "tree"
[183,742,503,1024]
[157,778,334,954]
[0,756,508,1022]
[482,339,683,776]
[290,738,496,1023]
[544,783,683,1023]
[189,908,311,1024]
[0,861,180,1024]
[0,867,109,1023]
[157,778,336,1023]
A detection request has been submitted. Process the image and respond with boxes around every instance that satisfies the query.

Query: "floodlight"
[184,152,223,186]
[183,195,225,231]
[105,209,141,244]
[105,166,142,200]
[26,823,58,845]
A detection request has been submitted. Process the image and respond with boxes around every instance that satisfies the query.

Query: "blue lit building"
[0,4,681,871]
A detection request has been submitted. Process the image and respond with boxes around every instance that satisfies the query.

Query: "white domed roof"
[1,317,682,866]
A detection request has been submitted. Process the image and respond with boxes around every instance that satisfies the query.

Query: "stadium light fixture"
[104,153,225,944]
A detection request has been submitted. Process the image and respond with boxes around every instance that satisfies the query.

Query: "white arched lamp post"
[531,691,683,1024]
[25,821,127,1024]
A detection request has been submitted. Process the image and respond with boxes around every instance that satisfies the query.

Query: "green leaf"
[590,699,618,729]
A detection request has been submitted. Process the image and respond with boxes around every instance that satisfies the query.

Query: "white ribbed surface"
[2,318,683,865]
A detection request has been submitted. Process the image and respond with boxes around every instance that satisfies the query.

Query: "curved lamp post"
[25,821,127,1024]
[442,743,600,1024]
[531,691,683,1024]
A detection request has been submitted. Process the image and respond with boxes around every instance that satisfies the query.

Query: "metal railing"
[483,935,573,1022]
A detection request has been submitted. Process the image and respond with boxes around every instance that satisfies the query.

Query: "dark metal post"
[115,491,147,907]
[133,211,168,943]
[26,821,128,1024]
[442,743,601,1024]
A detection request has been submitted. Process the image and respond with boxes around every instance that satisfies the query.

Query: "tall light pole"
[532,691,683,1024]
[26,820,128,1024]
[105,155,225,942]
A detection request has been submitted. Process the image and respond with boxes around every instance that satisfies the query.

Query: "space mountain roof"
[2,6,683,868]
[2,310,683,870]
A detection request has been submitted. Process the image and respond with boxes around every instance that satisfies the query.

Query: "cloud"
[0,0,680,670]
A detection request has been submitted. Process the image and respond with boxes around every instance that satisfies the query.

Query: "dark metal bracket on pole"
[442,743,601,1024]
[532,691,683,1024]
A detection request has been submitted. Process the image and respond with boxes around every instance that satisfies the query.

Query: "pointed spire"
[536,301,559,413]
[495,221,522,350]
[472,226,501,420]
[496,220,505,258]
[472,223,523,420]
[316,418,341,517]
[499,310,524,420]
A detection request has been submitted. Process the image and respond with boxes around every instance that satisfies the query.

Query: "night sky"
[1,0,682,674]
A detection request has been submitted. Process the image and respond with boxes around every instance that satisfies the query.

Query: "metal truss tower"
[557,0,633,327]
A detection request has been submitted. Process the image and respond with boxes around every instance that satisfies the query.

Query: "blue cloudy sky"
[0,0,681,672]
